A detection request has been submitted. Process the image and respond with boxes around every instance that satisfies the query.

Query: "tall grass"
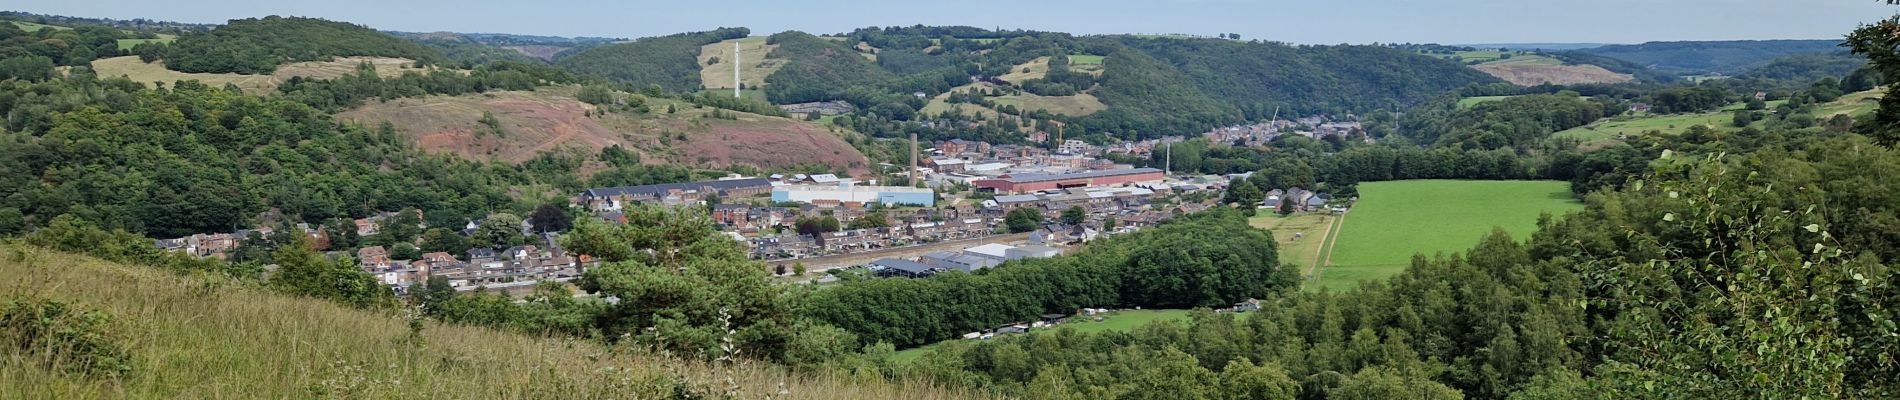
[0,245,977,399]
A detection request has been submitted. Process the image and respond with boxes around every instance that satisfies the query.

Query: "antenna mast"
[733,41,742,98]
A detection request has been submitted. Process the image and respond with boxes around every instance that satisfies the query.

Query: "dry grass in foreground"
[0,244,976,399]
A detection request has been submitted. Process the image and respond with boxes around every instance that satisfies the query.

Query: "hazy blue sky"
[11,0,1896,44]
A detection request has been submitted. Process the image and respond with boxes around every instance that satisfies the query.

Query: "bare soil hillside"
[338,88,868,173]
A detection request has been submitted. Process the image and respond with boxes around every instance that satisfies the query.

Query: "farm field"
[1249,213,1337,278]
[1317,180,1582,292]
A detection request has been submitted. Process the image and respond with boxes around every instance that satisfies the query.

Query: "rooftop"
[584,178,770,198]
[1001,168,1164,184]
[774,184,933,194]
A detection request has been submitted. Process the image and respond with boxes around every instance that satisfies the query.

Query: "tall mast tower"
[733,41,742,98]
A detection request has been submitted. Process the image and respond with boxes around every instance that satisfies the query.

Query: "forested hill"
[1578,39,1845,74]
[555,28,749,92]
[1085,37,1500,135]
[154,16,445,74]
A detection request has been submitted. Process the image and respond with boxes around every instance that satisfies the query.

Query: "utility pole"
[909,133,919,186]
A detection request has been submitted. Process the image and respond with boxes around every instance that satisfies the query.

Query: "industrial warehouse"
[771,182,937,207]
[974,168,1166,194]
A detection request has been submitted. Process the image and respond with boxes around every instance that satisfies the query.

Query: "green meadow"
[1318,180,1582,292]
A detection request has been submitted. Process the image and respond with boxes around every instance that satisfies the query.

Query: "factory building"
[974,168,1165,194]
[772,182,936,207]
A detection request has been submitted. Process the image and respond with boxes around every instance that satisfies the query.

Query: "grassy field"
[0,245,965,399]
[698,36,784,92]
[992,92,1107,116]
[91,56,432,94]
[1249,213,1337,277]
[115,37,175,51]
[1458,95,1517,108]
[1318,180,1582,291]
[1068,54,1105,65]
[9,20,70,31]
[889,309,1195,363]
[1554,89,1880,142]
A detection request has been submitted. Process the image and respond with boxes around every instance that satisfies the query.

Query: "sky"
[10,0,1897,44]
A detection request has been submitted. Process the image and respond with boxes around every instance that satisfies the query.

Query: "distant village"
[153,116,1362,296]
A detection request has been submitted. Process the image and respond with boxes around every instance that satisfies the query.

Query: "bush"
[1,298,134,377]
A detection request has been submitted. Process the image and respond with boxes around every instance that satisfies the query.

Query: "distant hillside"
[160,16,444,74]
[1734,52,1866,82]
[762,31,899,105]
[337,87,869,172]
[1075,37,1499,135]
[1579,39,1845,74]
[1457,43,1612,51]
[395,32,547,67]
[556,28,749,92]
[0,244,953,399]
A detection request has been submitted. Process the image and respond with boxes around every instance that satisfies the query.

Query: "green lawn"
[888,309,1195,363]
[1068,54,1105,65]
[1319,180,1582,292]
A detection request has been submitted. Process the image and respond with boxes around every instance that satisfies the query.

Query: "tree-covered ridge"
[155,16,446,74]
[1395,92,1622,150]
[802,209,1299,347]
[762,31,899,105]
[555,28,749,92]
[0,72,537,238]
[1579,39,1846,75]
[0,18,143,72]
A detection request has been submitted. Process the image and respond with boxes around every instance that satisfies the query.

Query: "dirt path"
[1308,210,1348,284]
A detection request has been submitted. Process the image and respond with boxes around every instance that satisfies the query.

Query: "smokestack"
[909,133,919,186]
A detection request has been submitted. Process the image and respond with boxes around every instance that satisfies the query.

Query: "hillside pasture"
[1318,180,1581,291]
[992,92,1107,117]
[115,37,175,51]
[698,36,784,91]
[8,20,69,31]
[91,56,433,94]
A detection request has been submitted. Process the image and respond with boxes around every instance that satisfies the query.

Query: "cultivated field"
[0,245,969,399]
[699,36,784,91]
[1317,180,1582,292]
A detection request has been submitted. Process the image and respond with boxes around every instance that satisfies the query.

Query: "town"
[151,120,1361,295]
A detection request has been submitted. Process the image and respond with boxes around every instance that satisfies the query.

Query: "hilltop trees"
[160,16,445,74]
[556,28,748,92]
